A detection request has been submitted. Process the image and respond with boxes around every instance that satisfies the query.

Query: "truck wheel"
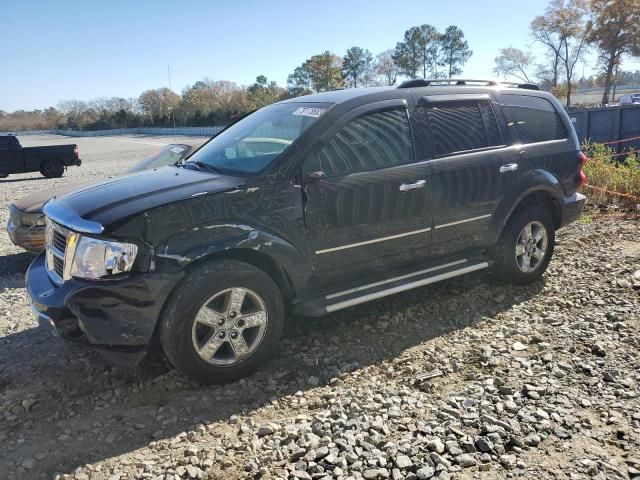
[40,158,64,178]
[491,206,555,285]
[159,260,284,385]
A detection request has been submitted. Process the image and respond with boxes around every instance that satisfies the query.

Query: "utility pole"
[168,66,177,142]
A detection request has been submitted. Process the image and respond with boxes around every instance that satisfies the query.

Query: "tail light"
[74,145,79,158]
[578,151,587,187]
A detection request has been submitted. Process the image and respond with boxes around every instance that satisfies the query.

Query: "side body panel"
[409,93,520,256]
[299,97,434,288]
[22,144,78,171]
[427,146,519,255]
[118,178,316,300]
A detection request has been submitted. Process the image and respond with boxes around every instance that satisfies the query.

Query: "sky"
[2,0,639,112]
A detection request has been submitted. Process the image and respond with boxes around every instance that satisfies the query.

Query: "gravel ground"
[1,137,639,479]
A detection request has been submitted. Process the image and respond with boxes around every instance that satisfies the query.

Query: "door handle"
[399,179,426,191]
[499,163,519,173]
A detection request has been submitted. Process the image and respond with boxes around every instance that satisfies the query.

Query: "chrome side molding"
[435,214,492,230]
[315,227,432,255]
[325,261,490,313]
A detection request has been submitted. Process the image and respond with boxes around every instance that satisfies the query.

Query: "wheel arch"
[154,224,314,304]
[40,155,62,166]
[182,248,295,302]
[148,244,301,352]
[489,169,564,244]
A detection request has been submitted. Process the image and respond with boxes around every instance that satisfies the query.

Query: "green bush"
[582,140,640,207]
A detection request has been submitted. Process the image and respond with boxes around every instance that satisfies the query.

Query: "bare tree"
[375,50,400,85]
[494,47,536,82]
[531,0,593,106]
[531,13,564,88]
[589,0,640,104]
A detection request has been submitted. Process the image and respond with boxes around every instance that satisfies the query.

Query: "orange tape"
[611,149,640,158]
[591,212,640,220]
[601,135,640,146]
[584,184,640,201]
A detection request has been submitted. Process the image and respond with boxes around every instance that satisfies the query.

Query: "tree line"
[493,0,640,106]
[2,0,639,132]
[0,23,473,132]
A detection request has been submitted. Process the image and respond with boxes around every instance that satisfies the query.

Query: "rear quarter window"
[500,95,568,144]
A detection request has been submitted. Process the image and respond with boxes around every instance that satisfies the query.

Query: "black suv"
[27,79,587,384]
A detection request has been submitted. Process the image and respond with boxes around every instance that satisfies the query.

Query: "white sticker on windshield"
[292,107,327,118]
[171,146,185,153]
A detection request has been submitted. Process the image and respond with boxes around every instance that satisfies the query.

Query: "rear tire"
[40,158,64,178]
[159,260,284,385]
[492,206,555,285]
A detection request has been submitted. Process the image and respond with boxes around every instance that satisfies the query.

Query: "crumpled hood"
[53,166,245,227]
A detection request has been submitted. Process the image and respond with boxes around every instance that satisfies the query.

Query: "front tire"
[40,158,64,178]
[159,260,284,384]
[492,207,555,285]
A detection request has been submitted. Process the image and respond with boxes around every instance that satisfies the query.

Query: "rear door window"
[500,95,568,144]
[411,100,503,158]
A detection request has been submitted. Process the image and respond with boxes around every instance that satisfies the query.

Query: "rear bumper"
[26,253,183,362]
[559,192,587,228]
[70,158,82,167]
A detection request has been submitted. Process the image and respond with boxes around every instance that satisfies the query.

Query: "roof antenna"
[167,65,177,143]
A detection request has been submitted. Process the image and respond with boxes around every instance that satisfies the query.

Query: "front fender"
[488,169,564,244]
[155,222,314,298]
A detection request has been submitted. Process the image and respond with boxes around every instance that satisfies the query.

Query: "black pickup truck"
[0,135,81,178]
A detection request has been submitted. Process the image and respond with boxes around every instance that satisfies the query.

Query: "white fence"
[1,126,224,137]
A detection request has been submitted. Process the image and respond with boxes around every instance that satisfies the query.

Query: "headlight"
[9,205,45,227]
[22,212,46,227]
[67,233,138,280]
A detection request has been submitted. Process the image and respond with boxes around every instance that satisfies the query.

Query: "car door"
[301,100,432,276]
[412,95,519,257]
[496,93,575,193]
[0,136,23,175]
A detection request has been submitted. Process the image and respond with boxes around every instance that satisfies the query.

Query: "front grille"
[45,218,71,284]
[53,256,64,278]
[53,230,67,252]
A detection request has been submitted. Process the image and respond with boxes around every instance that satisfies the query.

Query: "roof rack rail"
[397,78,539,90]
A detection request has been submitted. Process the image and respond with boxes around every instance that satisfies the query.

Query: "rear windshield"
[185,102,331,175]
[500,95,568,144]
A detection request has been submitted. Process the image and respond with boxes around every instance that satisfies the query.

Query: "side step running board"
[294,257,492,317]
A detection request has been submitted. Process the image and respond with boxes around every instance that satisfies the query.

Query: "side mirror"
[303,171,325,183]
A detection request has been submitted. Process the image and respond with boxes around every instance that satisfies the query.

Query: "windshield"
[127,144,190,173]
[184,102,331,175]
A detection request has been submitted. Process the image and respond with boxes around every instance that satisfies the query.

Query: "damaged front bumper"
[7,214,46,253]
[26,253,183,365]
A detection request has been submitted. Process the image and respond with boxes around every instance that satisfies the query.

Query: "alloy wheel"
[515,221,548,273]
[191,287,268,366]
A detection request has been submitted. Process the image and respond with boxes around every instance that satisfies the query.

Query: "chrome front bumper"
[30,301,59,336]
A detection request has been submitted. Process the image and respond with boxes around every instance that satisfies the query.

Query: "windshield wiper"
[181,161,222,175]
